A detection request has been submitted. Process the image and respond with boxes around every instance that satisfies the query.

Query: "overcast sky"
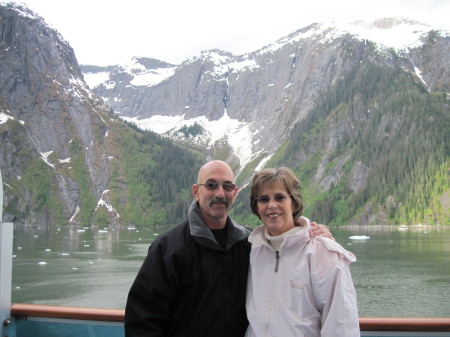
[13,0,450,66]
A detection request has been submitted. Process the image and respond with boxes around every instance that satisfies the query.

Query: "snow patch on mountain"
[0,112,14,124]
[207,56,261,78]
[260,18,436,56]
[83,57,177,89]
[83,71,109,88]
[338,18,432,49]
[130,66,176,86]
[123,111,255,170]
[193,50,260,78]
[120,58,177,86]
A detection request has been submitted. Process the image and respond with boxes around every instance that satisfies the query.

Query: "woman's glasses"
[255,194,291,204]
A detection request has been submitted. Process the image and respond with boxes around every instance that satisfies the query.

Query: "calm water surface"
[11,225,450,317]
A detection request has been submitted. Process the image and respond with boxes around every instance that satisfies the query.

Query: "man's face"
[192,162,238,229]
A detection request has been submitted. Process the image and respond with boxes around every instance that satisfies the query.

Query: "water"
[338,226,450,317]
[11,225,450,317]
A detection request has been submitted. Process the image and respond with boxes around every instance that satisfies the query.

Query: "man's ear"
[192,184,199,201]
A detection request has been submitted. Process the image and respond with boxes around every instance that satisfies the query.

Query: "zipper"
[274,251,280,272]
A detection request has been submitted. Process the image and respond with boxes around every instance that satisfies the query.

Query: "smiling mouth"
[267,213,281,218]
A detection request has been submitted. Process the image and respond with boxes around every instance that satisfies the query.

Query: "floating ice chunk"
[349,235,370,240]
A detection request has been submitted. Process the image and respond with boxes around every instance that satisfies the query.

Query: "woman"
[245,167,360,337]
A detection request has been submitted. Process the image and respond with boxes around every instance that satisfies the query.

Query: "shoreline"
[13,224,450,230]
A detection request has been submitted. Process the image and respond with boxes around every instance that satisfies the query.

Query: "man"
[125,160,331,337]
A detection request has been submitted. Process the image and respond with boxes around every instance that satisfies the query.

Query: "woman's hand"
[309,222,334,241]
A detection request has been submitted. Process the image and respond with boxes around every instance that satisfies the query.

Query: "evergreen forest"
[231,61,449,227]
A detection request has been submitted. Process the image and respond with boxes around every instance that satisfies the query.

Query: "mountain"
[82,18,449,226]
[1,2,448,227]
[0,2,205,226]
[82,19,449,171]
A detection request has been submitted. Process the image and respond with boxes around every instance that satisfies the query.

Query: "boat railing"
[10,303,124,322]
[5,303,450,337]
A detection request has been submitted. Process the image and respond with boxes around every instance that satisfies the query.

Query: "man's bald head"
[197,160,235,184]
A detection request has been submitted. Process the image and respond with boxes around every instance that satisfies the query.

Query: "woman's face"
[256,182,295,236]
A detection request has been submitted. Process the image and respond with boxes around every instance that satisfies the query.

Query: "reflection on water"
[11,225,450,317]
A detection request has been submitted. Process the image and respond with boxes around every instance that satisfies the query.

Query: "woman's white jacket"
[245,223,360,337]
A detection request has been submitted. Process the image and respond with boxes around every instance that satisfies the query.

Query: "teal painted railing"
[5,303,450,337]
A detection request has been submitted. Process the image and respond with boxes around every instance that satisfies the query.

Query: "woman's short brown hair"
[250,167,303,220]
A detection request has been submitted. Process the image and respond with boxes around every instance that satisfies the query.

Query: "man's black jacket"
[125,201,251,337]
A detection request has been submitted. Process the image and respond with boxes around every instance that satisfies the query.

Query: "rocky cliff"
[0,3,203,226]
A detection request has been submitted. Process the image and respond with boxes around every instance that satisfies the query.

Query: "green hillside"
[2,117,205,227]
[231,62,449,227]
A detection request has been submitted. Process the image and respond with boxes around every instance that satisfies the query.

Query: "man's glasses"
[198,181,236,192]
[255,193,291,204]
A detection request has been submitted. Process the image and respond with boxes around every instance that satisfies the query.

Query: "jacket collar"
[249,222,310,250]
[188,201,250,251]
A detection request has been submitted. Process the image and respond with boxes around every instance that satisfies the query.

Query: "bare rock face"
[0,3,115,225]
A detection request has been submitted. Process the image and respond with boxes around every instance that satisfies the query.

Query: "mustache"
[208,197,230,208]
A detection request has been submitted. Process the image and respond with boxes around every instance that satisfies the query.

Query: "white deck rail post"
[0,170,13,333]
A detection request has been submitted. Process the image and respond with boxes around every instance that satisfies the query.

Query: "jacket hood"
[248,217,310,250]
